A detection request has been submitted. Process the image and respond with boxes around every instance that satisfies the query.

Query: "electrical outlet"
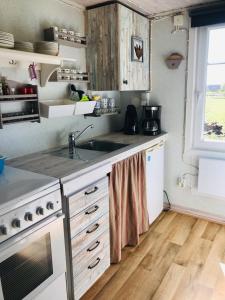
[177,176,186,188]
[174,14,184,27]
[177,177,183,188]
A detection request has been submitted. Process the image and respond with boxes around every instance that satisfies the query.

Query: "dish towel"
[109,150,149,263]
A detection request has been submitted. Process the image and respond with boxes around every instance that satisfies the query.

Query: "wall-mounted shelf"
[85,108,120,117]
[40,100,96,118]
[48,68,89,84]
[44,27,87,49]
[2,113,39,122]
[0,48,62,65]
[53,79,90,83]
[0,47,77,87]
[0,89,40,129]
[58,39,87,49]
[0,94,38,102]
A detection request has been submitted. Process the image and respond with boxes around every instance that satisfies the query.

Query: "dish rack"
[85,107,121,117]
[0,86,40,129]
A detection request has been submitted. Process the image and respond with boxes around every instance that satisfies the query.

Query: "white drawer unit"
[72,230,110,277]
[74,248,110,300]
[70,196,109,238]
[71,212,109,257]
[62,170,111,300]
[68,177,109,217]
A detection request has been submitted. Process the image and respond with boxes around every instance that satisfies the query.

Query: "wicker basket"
[166,53,184,69]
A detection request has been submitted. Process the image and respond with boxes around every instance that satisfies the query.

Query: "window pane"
[204,65,225,141]
[208,27,225,64]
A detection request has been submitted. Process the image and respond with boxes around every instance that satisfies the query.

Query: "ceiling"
[73,0,219,15]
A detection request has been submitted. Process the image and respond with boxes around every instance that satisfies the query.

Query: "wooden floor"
[81,211,225,300]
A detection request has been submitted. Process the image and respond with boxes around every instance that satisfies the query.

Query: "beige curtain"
[109,151,149,263]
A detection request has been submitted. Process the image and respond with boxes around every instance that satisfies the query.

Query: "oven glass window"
[0,233,53,300]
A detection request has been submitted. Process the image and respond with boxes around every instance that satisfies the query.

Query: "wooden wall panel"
[118,4,150,91]
[87,4,119,90]
[87,3,150,91]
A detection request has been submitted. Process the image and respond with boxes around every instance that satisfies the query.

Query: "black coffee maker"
[142,105,161,136]
[124,105,139,135]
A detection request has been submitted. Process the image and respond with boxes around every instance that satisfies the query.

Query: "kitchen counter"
[8,132,168,184]
[0,166,59,214]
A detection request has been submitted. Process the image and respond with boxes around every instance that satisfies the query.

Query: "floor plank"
[81,212,225,300]
[151,263,185,300]
[201,222,221,241]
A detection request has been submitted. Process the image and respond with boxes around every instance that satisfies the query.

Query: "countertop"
[8,132,168,184]
[0,166,59,214]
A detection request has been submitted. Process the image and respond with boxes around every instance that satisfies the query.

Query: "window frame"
[186,23,225,154]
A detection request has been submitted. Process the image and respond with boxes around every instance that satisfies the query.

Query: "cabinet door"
[87,4,119,91]
[118,5,150,91]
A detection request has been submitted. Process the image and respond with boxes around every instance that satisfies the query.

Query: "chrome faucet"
[68,124,94,154]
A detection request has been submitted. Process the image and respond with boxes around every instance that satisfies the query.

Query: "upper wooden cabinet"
[87,3,150,91]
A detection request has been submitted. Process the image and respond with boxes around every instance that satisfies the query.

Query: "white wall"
[0,0,123,158]
[151,14,225,218]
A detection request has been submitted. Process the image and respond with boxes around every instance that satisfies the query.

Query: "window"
[193,24,225,151]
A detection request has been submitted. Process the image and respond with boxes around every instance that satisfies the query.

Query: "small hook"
[9,60,17,65]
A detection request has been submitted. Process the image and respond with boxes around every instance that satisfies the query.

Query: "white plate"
[36,50,58,55]
[0,35,14,40]
[0,31,13,35]
[14,48,33,52]
[0,44,14,48]
[15,41,33,46]
[0,41,14,46]
[0,38,14,42]
[36,41,58,45]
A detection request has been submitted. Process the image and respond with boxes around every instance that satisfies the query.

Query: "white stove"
[0,166,68,300]
[0,166,60,243]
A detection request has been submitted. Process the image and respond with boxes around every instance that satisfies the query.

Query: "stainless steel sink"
[49,147,107,162]
[48,140,129,162]
[76,140,129,152]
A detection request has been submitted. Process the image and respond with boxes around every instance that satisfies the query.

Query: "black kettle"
[124,105,139,135]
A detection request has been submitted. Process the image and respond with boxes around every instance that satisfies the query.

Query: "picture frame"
[131,36,144,62]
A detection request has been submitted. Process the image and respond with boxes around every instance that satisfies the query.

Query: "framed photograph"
[131,36,144,62]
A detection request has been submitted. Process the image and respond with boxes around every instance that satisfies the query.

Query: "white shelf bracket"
[40,64,59,87]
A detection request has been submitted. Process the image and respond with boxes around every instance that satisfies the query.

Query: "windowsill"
[184,147,225,160]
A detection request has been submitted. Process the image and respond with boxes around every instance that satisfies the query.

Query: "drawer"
[68,177,109,217]
[63,163,111,197]
[70,196,109,238]
[71,213,109,257]
[72,230,110,277]
[74,248,110,300]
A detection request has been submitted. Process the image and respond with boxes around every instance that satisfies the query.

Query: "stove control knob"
[36,207,44,216]
[46,202,54,210]
[12,219,21,228]
[24,213,33,222]
[0,225,7,235]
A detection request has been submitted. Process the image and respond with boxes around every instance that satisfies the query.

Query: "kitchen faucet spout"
[68,124,94,154]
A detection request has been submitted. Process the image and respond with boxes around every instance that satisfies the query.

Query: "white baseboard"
[164,203,225,225]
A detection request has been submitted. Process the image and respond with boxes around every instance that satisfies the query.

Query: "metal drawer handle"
[87,241,100,252]
[85,186,98,195]
[85,205,99,215]
[88,257,101,269]
[86,223,99,234]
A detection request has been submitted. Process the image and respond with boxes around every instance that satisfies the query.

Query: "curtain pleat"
[109,151,149,263]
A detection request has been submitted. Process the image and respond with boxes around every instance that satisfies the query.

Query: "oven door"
[0,213,67,300]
